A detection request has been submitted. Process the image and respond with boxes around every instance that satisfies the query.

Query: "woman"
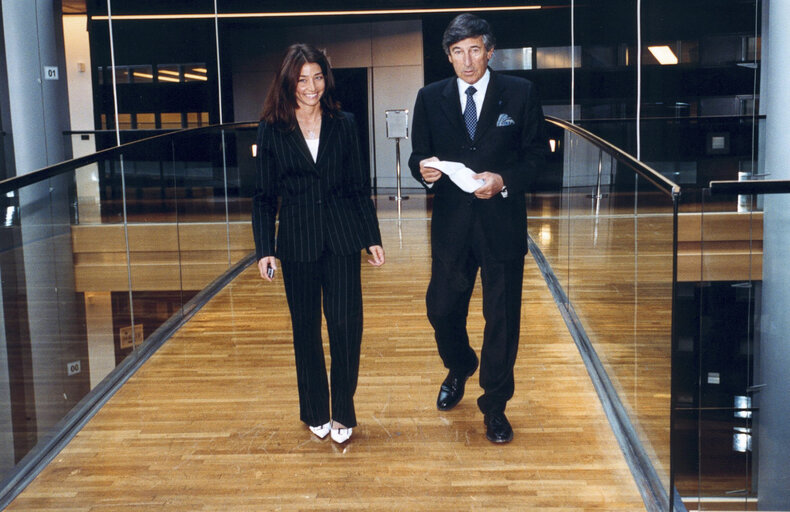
[252,44,385,444]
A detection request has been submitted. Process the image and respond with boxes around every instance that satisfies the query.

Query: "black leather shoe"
[436,363,477,411]
[484,413,514,443]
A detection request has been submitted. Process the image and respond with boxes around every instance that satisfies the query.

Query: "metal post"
[389,137,409,204]
[595,147,604,200]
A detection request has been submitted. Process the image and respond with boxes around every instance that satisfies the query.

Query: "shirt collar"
[457,68,491,99]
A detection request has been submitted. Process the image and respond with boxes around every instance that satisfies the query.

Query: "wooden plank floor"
[7,200,647,511]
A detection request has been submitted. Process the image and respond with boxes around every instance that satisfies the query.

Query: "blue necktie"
[464,86,477,139]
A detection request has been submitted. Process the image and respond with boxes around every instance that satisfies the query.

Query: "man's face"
[447,36,493,85]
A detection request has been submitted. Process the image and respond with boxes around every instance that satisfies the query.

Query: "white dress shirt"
[457,69,490,120]
[306,137,319,162]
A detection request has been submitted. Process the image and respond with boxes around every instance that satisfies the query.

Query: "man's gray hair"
[441,13,496,55]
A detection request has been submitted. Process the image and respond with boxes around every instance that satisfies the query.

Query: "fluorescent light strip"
[158,69,180,76]
[91,5,542,21]
[157,75,181,82]
[183,73,208,81]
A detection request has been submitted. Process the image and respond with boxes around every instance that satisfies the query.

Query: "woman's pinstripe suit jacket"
[252,111,382,263]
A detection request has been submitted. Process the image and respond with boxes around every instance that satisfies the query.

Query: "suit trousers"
[281,251,362,428]
[426,216,525,415]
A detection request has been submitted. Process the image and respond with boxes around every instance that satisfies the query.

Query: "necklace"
[298,113,321,139]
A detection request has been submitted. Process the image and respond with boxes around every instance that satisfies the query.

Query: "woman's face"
[294,62,325,110]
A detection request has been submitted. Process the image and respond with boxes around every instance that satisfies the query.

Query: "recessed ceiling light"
[648,45,678,65]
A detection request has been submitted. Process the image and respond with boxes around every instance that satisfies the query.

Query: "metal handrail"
[5,117,683,199]
[576,113,766,123]
[544,115,681,197]
[709,178,790,195]
[0,121,258,194]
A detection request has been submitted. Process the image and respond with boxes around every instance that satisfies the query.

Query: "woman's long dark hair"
[261,44,341,131]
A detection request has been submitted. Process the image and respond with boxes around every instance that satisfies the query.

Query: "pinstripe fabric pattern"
[281,252,362,428]
[252,111,381,262]
[251,110,381,429]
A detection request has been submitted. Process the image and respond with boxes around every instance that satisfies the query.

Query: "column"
[1,0,87,439]
[756,0,790,508]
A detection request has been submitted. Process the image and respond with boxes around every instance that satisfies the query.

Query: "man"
[408,13,547,443]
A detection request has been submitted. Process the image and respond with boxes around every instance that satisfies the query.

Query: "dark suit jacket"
[408,70,547,263]
[252,111,382,262]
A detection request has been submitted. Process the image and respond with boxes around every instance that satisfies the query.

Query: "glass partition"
[578,116,764,190]
[0,124,257,499]
[529,118,679,510]
[672,179,790,511]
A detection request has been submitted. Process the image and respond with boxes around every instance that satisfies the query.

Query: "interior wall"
[228,19,423,190]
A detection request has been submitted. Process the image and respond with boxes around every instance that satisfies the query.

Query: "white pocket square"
[496,113,515,127]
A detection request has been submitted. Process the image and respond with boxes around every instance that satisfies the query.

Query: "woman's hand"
[258,256,277,281]
[367,245,385,267]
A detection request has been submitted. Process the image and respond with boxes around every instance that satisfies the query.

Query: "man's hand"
[473,172,505,199]
[419,156,442,183]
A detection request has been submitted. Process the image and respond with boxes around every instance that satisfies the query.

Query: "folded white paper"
[423,160,484,193]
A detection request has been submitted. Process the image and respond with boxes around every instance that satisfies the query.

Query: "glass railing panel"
[167,129,226,297]
[221,126,258,272]
[0,131,10,182]
[71,156,138,376]
[564,144,675,491]
[529,119,679,508]
[674,182,771,510]
[633,181,676,490]
[86,137,186,355]
[226,124,258,232]
[0,162,135,486]
[94,135,177,223]
[164,127,256,294]
[0,125,256,498]
[578,116,763,191]
[7,173,82,448]
[528,123,575,291]
[125,139,188,352]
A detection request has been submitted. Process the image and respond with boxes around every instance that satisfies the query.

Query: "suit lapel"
[315,113,336,166]
[439,78,466,139]
[285,127,316,171]
[285,113,336,170]
[474,70,502,142]
[439,73,503,143]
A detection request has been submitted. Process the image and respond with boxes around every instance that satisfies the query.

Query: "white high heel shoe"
[330,421,352,444]
[309,422,331,439]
